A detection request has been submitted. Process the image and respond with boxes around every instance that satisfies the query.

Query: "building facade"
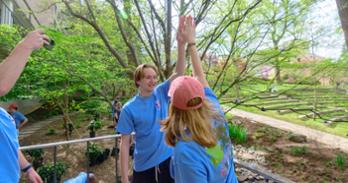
[0,0,57,28]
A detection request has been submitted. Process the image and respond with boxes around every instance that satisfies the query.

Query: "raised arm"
[168,16,187,82]
[184,16,209,87]
[0,29,49,96]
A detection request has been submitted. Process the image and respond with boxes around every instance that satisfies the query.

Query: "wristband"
[21,164,32,173]
[188,42,196,47]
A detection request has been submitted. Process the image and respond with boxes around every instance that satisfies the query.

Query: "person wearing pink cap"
[162,16,238,183]
[0,29,47,182]
[116,17,187,183]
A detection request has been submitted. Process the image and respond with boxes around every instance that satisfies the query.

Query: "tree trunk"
[336,0,348,49]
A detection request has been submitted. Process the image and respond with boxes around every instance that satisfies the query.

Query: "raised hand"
[176,16,187,46]
[183,15,196,44]
[19,29,49,51]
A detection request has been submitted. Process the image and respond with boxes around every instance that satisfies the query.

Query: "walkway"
[19,112,79,139]
[226,108,348,153]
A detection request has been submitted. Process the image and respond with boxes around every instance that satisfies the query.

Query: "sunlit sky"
[309,0,345,59]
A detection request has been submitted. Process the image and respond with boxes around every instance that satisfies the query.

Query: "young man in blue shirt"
[117,17,187,183]
[0,29,48,183]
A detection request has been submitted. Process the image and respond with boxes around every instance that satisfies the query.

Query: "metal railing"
[20,134,121,183]
[20,134,294,183]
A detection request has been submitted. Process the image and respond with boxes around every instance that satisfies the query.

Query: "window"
[0,0,13,25]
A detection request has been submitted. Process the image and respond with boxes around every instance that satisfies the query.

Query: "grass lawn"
[233,105,348,138]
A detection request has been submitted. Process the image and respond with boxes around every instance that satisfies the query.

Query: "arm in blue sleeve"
[116,108,134,134]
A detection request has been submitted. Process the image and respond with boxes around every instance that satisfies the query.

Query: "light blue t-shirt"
[117,80,173,171]
[172,87,238,183]
[0,107,20,183]
[11,111,27,128]
[64,172,88,183]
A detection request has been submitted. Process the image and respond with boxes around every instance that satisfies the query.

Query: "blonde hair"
[133,64,158,87]
[162,99,223,148]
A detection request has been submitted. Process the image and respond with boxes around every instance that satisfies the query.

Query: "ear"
[136,79,141,87]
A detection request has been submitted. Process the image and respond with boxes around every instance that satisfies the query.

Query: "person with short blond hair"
[117,17,187,183]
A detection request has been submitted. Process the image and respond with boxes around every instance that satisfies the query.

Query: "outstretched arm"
[168,16,187,82]
[19,151,43,183]
[0,29,49,96]
[184,16,209,87]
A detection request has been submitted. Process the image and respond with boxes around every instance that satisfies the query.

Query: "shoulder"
[174,141,205,161]
[122,96,138,110]
[155,80,170,92]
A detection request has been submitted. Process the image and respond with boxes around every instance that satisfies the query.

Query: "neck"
[140,90,152,97]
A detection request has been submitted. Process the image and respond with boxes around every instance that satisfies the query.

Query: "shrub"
[23,149,44,169]
[290,146,307,156]
[86,143,103,166]
[228,123,248,144]
[335,153,347,170]
[46,128,56,136]
[37,161,67,183]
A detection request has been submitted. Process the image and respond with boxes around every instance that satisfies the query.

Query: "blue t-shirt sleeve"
[155,80,171,102]
[116,107,134,135]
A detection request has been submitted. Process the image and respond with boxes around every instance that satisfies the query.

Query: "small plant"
[23,149,44,169]
[45,128,56,136]
[67,122,74,135]
[228,123,247,144]
[86,143,103,166]
[290,146,308,156]
[87,119,103,137]
[335,153,347,170]
[37,161,67,183]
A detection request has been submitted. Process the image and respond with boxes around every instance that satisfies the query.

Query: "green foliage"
[87,119,103,132]
[290,146,308,156]
[0,25,23,60]
[24,149,44,169]
[335,153,347,170]
[86,143,103,166]
[228,123,248,144]
[46,128,56,136]
[79,99,109,116]
[37,161,67,183]
[24,149,44,159]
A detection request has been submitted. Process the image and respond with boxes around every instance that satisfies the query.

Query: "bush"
[228,123,248,144]
[46,128,56,136]
[37,162,67,183]
[290,146,307,156]
[23,149,44,169]
[335,153,347,170]
[85,143,110,166]
[87,119,103,137]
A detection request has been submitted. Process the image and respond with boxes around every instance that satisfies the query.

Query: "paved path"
[19,112,79,139]
[226,108,348,153]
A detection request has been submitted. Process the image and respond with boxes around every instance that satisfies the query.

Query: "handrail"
[20,134,121,150]
[20,134,123,183]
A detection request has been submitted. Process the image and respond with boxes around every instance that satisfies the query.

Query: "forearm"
[19,119,29,129]
[176,44,186,75]
[19,150,30,169]
[0,44,32,96]
[169,45,186,82]
[120,137,130,183]
[189,45,209,86]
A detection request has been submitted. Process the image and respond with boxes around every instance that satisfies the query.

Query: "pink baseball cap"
[168,76,205,110]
